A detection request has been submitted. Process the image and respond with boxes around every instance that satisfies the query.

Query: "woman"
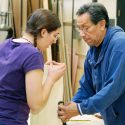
[0,9,66,125]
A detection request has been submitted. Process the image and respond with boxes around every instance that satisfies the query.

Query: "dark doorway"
[117,0,125,31]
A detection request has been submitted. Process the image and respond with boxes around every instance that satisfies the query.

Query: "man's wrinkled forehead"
[76,13,93,26]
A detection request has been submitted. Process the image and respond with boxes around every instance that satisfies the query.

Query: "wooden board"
[12,0,21,37]
[58,0,73,102]
[30,65,63,125]
[74,68,83,94]
[67,115,104,125]
[22,0,27,33]
[43,0,52,61]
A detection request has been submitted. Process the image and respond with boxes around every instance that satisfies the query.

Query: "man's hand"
[58,101,80,122]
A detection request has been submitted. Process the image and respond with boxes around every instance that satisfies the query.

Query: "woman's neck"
[22,33,34,44]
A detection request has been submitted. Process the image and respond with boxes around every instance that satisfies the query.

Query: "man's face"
[76,13,106,47]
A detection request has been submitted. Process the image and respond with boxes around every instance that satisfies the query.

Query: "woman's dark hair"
[26,9,61,47]
[76,2,109,28]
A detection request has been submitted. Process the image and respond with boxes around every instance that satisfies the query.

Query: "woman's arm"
[26,62,66,114]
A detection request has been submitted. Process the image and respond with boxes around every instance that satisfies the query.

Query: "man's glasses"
[76,24,95,34]
[54,33,60,41]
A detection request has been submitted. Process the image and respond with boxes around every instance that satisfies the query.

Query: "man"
[58,2,125,125]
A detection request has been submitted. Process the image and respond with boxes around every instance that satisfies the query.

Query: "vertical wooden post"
[92,0,98,2]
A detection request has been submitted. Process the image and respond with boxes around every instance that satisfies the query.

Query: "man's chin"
[86,42,94,47]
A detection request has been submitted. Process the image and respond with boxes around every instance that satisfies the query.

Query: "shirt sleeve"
[77,103,84,115]
[23,52,44,73]
[72,57,95,103]
[79,51,125,114]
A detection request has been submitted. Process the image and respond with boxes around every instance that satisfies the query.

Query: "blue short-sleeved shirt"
[0,38,44,125]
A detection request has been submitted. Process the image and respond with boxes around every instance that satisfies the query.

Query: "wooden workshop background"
[10,0,86,103]
[0,0,117,124]
[0,0,117,104]
[10,0,117,102]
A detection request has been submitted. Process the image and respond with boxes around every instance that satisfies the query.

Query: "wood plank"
[12,0,21,37]
[72,52,78,95]
[43,0,52,61]
[22,0,27,33]
[43,0,48,9]
[67,115,104,125]
[74,68,83,94]
[31,0,40,11]
[58,0,73,102]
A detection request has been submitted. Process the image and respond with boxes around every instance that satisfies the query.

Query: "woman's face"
[37,28,60,51]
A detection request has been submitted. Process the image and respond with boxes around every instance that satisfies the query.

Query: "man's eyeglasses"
[54,34,60,41]
[76,25,95,34]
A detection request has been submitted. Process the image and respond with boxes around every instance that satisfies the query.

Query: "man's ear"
[99,19,106,31]
[40,29,48,37]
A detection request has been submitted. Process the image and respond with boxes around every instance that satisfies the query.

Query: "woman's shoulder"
[12,38,39,54]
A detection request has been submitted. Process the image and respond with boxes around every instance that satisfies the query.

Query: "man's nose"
[80,31,86,37]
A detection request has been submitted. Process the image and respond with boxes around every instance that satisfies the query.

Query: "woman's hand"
[45,61,66,83]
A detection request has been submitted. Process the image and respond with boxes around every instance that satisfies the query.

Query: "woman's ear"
[40,29,48,38]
